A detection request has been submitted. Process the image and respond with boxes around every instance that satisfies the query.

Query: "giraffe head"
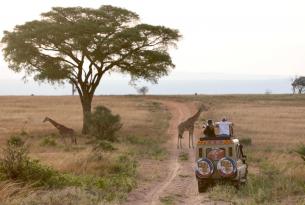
[43,117,49,123]
[198,104,208,112]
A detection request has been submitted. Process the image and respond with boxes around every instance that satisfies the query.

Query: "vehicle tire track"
[123,100,212,205]
[148,101,189,205]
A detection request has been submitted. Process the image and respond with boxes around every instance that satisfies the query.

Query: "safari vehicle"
[195,136,247,192]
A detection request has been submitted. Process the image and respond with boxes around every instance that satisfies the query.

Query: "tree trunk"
[80,94,93,134]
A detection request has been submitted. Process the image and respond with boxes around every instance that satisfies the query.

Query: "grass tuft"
[92,140,115,151]
[208,159,305,204]
[295,144,305,162]
[178,152,189,161]
[239,137,252,146]
[160,195,175,205]
[40,136,57,147]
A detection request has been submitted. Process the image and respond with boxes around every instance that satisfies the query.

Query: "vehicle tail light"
[217,157,237,177]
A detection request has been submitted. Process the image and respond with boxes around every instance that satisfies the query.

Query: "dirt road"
[124,101,225,205]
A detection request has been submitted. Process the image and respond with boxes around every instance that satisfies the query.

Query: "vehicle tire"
[198,180,208,193]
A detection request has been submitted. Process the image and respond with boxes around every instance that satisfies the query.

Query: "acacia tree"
[1,6,180,133]
[292,76,305,94]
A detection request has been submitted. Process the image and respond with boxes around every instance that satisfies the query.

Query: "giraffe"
[177,105,208,149]
[43,117,77,144]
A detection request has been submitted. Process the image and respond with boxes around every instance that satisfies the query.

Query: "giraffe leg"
[180,137,182,149]
[71,135,77,144]
[177,129,184,149]
[189,132,191,148]
[61,135,67,145]
[192,134,194,149]
[190,128,194,148]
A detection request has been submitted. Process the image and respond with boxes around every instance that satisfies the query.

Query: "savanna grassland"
[0,96,170,204]
[0,95,304,205]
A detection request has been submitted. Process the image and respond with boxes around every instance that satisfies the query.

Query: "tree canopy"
[292,76,305,94]
[1,5,181,133]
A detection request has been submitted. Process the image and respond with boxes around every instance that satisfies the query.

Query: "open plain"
[0,95,304,205]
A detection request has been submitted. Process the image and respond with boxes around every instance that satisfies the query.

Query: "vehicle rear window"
[206,148,226,156]
[220,148,226,156]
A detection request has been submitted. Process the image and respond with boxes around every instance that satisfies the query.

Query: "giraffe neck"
[46,118,63,129]
[188,110,201,122]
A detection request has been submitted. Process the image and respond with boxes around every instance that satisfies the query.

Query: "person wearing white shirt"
[215,117,233,137]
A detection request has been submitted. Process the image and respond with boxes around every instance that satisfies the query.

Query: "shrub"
[239,137,252,146]
[295,144,305,162]
[7,135,25,147]
[40,136,57,147]
[179,152,189,161]
[92,140,115,152]
[0,136,78,187]
[0,137,137,202]
[0,136,27,180]
[209,169,304,204]
[123,135,167,160]
[208,184,236,202]
[94,154,137,201]
[89,106,122,142]
[159,195,175,205]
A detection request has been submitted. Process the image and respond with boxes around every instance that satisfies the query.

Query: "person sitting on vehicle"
[215,117,233,137]
[203,119,216,138]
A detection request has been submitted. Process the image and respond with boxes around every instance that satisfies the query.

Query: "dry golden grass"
[0,94,304,205]
[0,96,148,136]
[0,181,36,202]
[0,96,153,170]
[210,100,305,146]
[161,94,305,146]
[0,96,170,204]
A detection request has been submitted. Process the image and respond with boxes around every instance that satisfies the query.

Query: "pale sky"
[0,0,304,94]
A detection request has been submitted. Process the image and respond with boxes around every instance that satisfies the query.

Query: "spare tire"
[217,157,237,177]
[196,158,214,178]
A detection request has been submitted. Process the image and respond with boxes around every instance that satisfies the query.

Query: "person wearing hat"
[215,117,233,137]
[203,119,216,138]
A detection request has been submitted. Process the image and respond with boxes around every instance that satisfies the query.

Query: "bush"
[179,152,189,161]
[94,154,137,201]
[208,160,305,204]
[0,136,79,187]
[0,136,28,180]
[295,144,305,162]
[0,136,137,202]
[239,137,252,146]
[92,140,116,152]
[40,136,57,147]
[7,135,25,147]
[89,106,122,142]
